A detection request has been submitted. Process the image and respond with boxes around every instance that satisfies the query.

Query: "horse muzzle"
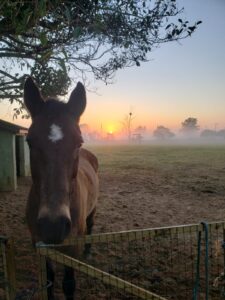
[37,216,71,244]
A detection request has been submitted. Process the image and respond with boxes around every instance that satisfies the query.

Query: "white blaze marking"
[48,124,63,143]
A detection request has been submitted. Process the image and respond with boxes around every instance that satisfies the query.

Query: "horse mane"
[80,148,98,172]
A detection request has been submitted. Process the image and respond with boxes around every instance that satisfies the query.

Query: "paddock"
[0,145,225,299]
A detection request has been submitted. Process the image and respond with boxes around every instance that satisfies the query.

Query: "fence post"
[1,238,16,300]
[37,248,48,300]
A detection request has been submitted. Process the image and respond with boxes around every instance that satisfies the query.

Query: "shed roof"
[0,119,28,134]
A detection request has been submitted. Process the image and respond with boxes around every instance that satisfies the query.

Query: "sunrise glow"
[0,0,225,141]
[106,124,117,135]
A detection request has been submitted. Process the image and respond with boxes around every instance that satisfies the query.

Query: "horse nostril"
[37,217,49,237]
[59,216,71,238]
[37,216,71,244]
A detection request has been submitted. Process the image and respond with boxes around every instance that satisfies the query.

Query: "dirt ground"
[0,144,225,299]
[93,144,225,232]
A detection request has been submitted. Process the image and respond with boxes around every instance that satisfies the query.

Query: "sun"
[106,124,116,134]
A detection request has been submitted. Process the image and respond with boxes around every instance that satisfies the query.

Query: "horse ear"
[67,82,86,121]
[24,77,44,118]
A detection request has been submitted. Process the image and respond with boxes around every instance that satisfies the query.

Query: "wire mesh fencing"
[36,221,225,300]
[37,245,165,300]
[1,222,225,299]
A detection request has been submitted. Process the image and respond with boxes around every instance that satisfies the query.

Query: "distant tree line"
[154,117,225,140]
[153,126,175,140]
[201,129,225,139]
[80,117,225,142]
[145,117,225,141]
[153,117,199,140]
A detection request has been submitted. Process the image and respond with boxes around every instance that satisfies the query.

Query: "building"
[0,119,29,191]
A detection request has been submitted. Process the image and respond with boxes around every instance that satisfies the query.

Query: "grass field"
[89,143,225,172]
[85,144,225,232]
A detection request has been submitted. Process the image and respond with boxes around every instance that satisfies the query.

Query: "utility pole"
[128,111,132,141]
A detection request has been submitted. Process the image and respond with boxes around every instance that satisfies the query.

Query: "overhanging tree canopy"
[0,0,201,114]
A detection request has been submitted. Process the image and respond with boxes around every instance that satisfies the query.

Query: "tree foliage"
[0,0,201,113]
[218,129,225,139]
[134,126,147,134]
[200,129,217,138]
[181,117,199,134]
[153,125,175,139]
[201,129,225,139]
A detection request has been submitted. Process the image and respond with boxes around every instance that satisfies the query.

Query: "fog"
[82,136,225,147]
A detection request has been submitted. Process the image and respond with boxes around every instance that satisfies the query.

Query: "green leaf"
[39,32,48,46]
[41,50,52,61]
[38,0,47,17]
[65,6,71,22]
[62,48,68,60]
[124,42,130,48]
[73,27,82,38]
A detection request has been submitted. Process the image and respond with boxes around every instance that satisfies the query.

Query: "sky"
[1,0,225,135]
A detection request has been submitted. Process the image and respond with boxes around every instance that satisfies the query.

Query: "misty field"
[1,144,225,299]
[89,144,225,233]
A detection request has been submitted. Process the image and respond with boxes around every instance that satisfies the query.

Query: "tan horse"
[24,77,99,300]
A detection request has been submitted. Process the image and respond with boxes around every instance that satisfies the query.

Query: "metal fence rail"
[36,221,225,300]
[37,245,166,300]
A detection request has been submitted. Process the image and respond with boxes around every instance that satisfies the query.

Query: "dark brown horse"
[24,77,99,299]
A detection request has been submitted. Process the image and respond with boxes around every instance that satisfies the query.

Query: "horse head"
[24,77,86,244]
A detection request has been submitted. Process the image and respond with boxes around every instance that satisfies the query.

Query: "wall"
[16,135,30,177]
[0,131,17,191]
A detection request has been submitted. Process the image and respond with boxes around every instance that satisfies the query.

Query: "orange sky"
[0,0,225,136]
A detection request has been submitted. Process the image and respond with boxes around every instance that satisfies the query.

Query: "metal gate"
[36,221,225,300]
